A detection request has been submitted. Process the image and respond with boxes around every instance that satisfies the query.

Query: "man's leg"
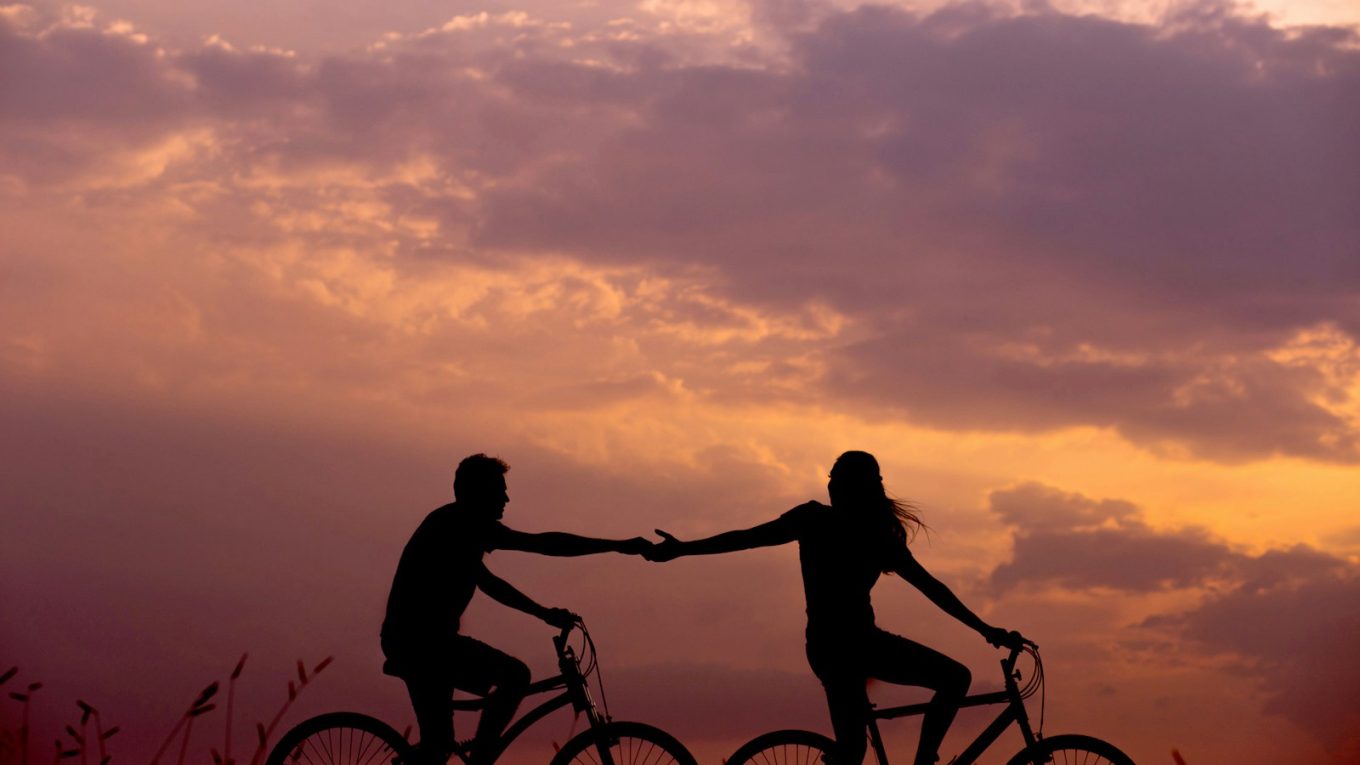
[864,631,970,765]
[402,673,456,765]
[450,636,531,764]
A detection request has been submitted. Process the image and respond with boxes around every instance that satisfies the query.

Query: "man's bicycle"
[725,641,1134,765]
[266,622,695,765]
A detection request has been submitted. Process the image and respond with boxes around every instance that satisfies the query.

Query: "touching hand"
[619,536,653,556]
[544,607,582,630]
[642,529,684,562]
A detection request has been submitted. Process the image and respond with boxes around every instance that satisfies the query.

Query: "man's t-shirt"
[771,501,914,641]
[381,503,510,658]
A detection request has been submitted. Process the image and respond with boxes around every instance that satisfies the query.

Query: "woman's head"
[828,450,924,545]
[827,450,884,506]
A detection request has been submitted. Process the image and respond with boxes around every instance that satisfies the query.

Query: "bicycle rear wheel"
[266,712,413,765]
[549,721,696,765]
[1005,734,1136,765]
[726,730,834,765]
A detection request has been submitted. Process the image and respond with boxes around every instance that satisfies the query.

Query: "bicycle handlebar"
[1000,637,1039,678]
[997,631,1036,652]
[553,622,577,654]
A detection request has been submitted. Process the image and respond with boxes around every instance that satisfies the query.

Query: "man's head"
[454,453,510,519]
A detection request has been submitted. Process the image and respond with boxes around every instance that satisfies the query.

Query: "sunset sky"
[2,0,1358,764]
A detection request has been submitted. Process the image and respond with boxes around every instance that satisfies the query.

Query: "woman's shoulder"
[779,499,831,525]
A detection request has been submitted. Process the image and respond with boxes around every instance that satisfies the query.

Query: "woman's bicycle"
[725,641,1134,765]
[266,622,695,765]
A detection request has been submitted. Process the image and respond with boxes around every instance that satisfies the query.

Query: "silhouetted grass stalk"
[60,725,82,765]
[173,718,192,765]
[150,683,217,765]
[75,701,114,765]
[224,655,247,765]
[246,657,332,765]
[97,719,119,765]
[8,677,43,765]
[76,709,89,765]
[4,655,332,765]
[1,667,19,765]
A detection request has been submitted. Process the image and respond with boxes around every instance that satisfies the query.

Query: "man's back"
[382,503,499,658]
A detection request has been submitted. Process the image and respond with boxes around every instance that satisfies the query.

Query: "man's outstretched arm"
[496,527,650,556]
[476,565,578,627]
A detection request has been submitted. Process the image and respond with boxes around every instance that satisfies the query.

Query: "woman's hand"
[983,626,1029,649]
[643,530,684,562]
[543,607,582,629]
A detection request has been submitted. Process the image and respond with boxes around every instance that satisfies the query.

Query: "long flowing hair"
[887,496,926,546]
[831,451,926,558]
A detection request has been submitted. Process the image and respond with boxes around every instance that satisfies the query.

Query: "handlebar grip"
[554,620,579,645]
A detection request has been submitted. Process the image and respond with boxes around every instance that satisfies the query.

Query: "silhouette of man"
[381,454,650,765]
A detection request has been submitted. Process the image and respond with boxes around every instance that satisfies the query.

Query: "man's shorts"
[383,634,524,696]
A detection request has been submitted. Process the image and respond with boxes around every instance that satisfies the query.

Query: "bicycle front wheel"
[550,721,696,765]
[726,729,834,765]
[1005,733,1136,765]
[266,712,413,765]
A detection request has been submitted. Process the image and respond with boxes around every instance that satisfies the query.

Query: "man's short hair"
[454,453,510,500]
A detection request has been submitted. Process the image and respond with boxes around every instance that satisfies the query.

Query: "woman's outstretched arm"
[646,515,799,561]
[894,551,1017,646]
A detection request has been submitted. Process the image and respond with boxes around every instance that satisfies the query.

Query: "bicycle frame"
[445,626,607,764]
[864,646,1039,765]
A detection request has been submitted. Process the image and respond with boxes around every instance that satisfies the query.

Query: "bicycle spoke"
[355,733,388,765]
[267,715,411,765]
[555,727,692,765]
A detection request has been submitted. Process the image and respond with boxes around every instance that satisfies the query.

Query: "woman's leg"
[808,638,871,765]
[822,675,871,765]
[864,631,971,765]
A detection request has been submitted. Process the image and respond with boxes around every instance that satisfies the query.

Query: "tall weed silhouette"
[2,656,332,765]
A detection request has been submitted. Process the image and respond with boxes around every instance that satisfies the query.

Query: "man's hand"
[543,607,581,630]
[642,529,684,562]
[618,537,653,555]
[983,626,1029,650]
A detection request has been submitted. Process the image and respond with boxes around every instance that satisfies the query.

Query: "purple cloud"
[988,482,1239,591]
[2,2,1358,465]
[1145,563,1360,759]
[985,480,1360,758]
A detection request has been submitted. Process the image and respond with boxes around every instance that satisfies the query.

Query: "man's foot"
[406,743,451,765]
[460,738,495,765]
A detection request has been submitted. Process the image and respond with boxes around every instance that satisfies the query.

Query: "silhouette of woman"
[645,451,1023,765]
